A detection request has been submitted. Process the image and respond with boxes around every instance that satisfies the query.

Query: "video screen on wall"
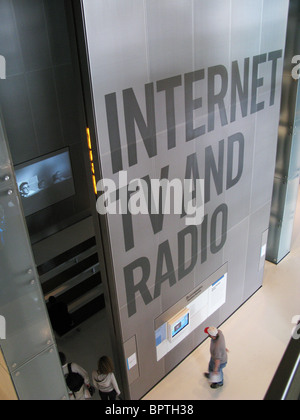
[15,148,75,217]
[171,313,190,339]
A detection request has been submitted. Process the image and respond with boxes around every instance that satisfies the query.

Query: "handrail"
[264,328,300,400]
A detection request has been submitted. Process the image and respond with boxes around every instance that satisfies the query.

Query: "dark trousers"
[99,389,117,400]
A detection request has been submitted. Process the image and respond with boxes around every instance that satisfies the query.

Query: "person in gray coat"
[204,326,229,389]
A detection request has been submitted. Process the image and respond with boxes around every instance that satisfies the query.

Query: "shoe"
[204,372,210,379]
[210,383,223,389]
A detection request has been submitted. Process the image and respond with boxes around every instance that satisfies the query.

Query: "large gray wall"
[81,0,289,399]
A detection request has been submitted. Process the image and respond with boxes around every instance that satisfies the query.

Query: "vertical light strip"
[86,127,98,195]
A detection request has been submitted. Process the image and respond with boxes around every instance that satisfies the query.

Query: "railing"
[264,326,300,400]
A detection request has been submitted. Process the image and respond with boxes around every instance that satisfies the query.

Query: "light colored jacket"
[92,371,120,395]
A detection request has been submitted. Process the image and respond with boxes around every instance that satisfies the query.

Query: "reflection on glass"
[14,148,75,216]
[0,204,5,249]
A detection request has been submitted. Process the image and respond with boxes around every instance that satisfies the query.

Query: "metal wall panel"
[81,0,289,399]
[0,115,68,400]
[11,345,68,401]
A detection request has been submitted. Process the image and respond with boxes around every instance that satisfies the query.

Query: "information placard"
[155,274,227,361]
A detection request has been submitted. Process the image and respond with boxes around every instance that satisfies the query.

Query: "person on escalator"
[48,296,74,336]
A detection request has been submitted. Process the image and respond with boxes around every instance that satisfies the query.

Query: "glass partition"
[0,113,68,400]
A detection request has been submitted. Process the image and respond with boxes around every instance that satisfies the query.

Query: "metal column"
[0,114,68,400]
[267,0,300,264]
